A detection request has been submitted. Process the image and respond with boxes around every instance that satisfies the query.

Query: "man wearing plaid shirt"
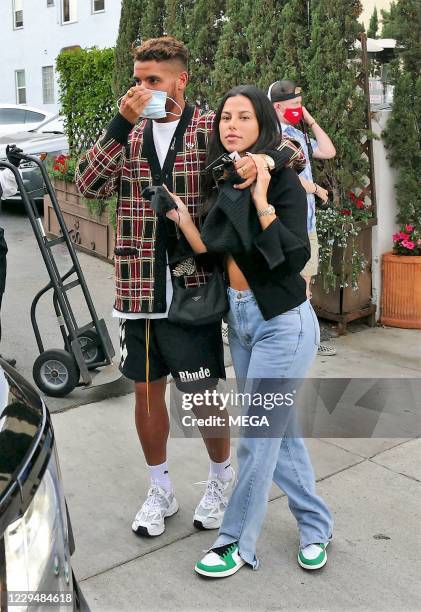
[76,37,305,538]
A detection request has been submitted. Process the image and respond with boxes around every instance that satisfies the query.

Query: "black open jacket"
[201,168,310,320]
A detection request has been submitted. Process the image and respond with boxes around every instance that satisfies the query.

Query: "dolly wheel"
[33,349,80,397]
[71,330,105,369]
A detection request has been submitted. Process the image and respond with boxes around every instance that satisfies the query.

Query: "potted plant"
[380,225,421,329]
[44,154,116,262]
[311,191,377,333]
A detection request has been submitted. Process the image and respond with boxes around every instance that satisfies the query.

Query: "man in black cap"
[268,80,338,356]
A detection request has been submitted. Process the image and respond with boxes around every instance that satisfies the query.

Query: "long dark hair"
[201,85,281,208]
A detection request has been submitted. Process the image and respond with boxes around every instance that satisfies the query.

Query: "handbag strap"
[300,120,314,171]
[143,103,195,191]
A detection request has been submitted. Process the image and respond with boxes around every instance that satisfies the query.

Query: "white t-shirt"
[153,118,180,168]
[0,168,18,200]
[113,119,180,320]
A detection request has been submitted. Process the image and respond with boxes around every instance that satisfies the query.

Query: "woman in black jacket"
[165,85,333,577]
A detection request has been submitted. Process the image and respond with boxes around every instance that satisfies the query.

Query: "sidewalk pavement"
[4,205,420,609]
[51,326,421,612]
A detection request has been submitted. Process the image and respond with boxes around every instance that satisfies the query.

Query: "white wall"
[0,0,122,114]
[371,109,398,318]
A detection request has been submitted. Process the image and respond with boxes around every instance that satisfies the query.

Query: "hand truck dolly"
[0,153,115,397]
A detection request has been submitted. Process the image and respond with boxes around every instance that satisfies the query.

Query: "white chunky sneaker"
[317,342,337,356]
[193,470,235,530]
[132,485,179,537]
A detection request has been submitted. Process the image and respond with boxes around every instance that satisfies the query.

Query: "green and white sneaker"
[298,542,329,570]
[195,542,245,578]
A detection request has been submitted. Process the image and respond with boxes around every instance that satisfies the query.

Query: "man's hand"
[233,153,274,190]
[119,84,152,125]
[315,184,329,203]
[302,106,315,127]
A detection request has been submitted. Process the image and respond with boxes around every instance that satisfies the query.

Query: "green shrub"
[56,46,116,156]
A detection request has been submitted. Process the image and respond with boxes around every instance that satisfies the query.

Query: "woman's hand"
[246,153,271,207]
[162,186,207,253]
[162,185,193,227]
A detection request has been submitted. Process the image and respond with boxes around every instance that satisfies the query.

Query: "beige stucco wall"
[361,0,393,29]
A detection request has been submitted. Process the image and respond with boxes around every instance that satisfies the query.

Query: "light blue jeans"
[213,288,333,568]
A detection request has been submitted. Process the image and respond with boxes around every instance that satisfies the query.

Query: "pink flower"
[341,208,351,216]
[401,240,415,250]
[399,232,410,241]
[392,232,401,242]
[405,224,414,232]
[356,199,364,209]
[417,239,421,245]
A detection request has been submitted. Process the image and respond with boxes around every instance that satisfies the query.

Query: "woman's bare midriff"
[226,255,250,290]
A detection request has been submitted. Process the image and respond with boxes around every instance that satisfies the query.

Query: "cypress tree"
[380,2,399,37]
[185,0,225,106]
[304,0,368,204]
[140,0,165,40]
[164,0,193,41]
[243,0,284,90]
[210,0,253,106]
[112,0,143,97]
[271,0,310,89]
[383,0,421,226]
[367,6,379,38]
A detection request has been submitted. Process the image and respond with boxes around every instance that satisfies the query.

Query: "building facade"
[0,0,122,114]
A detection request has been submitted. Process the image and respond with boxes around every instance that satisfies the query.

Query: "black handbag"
[168,265,229,327]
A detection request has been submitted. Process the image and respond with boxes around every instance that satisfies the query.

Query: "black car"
[0,359,89,611]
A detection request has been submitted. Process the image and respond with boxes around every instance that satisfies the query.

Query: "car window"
[34,115,64,133]
[25,111,46,123]
[0,108,27,124]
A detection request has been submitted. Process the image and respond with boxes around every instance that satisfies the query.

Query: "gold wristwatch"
[262,154,275,172]
[257,204,276,218]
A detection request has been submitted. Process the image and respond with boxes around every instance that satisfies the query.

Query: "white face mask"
[141,89,183,119]
[117,88,183,119]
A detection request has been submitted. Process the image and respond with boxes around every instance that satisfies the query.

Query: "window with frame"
[92,0,104,12]
[15,70,26,104]
[61,0,77,23]
[13,0,24,29]
[42,66,55,104]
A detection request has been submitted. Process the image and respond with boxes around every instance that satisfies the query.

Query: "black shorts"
[119,317,225,392]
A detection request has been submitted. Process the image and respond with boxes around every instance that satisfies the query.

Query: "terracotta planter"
[380,252,421,329]
[44,179,115,262]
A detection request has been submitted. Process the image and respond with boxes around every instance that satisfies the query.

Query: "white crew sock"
[148,460,172,492]
[209,457,233,482]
